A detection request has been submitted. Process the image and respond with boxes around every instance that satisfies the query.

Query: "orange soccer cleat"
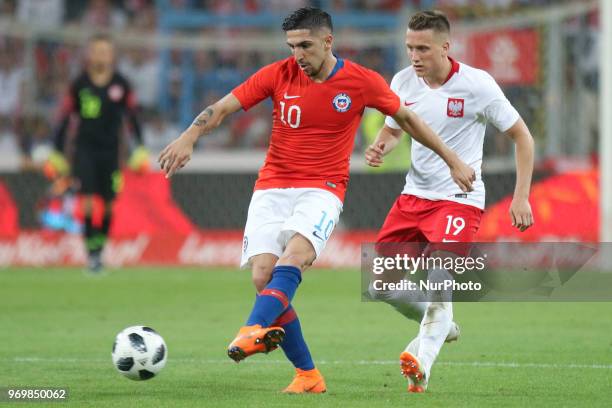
[407,383,426,393]
[282,368,327,394]
[227,324,285,362]
[400,351,428,393]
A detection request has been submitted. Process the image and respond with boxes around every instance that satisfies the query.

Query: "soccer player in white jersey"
[365,10,535,393]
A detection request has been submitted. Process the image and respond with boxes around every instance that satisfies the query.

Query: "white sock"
[404,336,420,356]
[416,301,453,379]
[416,268,454,379]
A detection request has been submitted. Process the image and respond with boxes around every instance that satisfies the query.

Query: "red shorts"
[376,194,483,256]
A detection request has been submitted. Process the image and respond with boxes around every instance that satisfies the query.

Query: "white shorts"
[240,188,343,268]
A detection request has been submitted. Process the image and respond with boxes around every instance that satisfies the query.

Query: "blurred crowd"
[0,0,599,171]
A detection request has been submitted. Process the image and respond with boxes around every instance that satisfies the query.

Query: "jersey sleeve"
[363,69,400,117]
[480,73,520,132]
[384,71,403,130]
[231,62,278,111]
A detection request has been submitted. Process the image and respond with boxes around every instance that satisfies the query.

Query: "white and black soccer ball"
[111,326,167,381]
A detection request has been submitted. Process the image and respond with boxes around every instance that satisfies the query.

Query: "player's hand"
[158,132,196,178]
[449,159,475,193]
[365,142,385,167]
[509,197,534,232]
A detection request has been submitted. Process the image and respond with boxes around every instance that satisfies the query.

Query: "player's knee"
[367,283,406,305]
[251,264,273,292]
[252,277,267,293]
[277,251,315,271]
[367,281,391,301]
[279,233,316,270]
[252,272,272,293]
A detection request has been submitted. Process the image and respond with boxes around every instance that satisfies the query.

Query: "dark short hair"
[408,10,450,34]
[282,7,333,33]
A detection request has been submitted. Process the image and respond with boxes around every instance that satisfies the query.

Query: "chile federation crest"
[332,93,352,113]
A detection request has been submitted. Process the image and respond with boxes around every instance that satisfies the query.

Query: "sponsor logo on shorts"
[242,236,248,253]
[332,93,351,112]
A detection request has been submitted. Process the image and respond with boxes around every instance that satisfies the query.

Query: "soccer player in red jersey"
[365,11,535,393]
[159,7,475,393]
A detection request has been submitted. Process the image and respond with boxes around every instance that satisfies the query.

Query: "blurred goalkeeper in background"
[51,33,147,272]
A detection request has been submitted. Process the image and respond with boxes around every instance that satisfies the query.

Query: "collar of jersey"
[420,57,460,89]
[442,57,460,85]
[326,56,344,80]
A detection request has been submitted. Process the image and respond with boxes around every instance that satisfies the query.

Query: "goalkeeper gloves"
[128,145,151,173]
[43,150,70,180]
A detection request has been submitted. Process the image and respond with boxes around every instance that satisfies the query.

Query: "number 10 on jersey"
[279,101,301,128]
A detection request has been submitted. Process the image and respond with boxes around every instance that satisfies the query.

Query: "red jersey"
[232,57,400,201]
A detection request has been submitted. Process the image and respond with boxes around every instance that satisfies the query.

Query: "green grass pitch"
[1,267,611,407]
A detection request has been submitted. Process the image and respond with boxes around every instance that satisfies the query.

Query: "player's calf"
[250,253,277,292]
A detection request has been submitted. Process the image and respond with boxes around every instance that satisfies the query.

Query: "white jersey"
[385,58,520,209]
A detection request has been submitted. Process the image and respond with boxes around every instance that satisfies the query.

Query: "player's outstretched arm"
[505,118,535,231]
[391,106,476,192]
[158,93,243,178]
[365,125,403,167]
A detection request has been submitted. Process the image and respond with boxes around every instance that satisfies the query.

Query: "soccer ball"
[111,326,167,380]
